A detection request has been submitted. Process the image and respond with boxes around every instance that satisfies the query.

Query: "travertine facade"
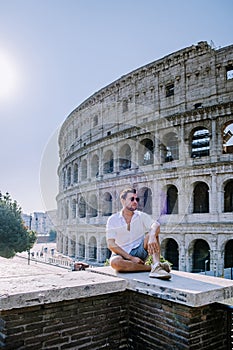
[56,41,233,276]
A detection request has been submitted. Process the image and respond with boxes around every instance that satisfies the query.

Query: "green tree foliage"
[0,192,37,258]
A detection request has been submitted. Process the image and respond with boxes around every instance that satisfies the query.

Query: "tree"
[0,192,37,258]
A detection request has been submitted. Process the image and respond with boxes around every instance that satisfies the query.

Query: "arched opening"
[91,154,99,178]
[138,187,152,215]
[139,138,154,165]
[73,163,78,183]
[100,237,111,263]
[222,121,233,154]
[62,169,66,189]
[88,236,97,260]
[192,239,210,273]
[70,237,76,257]
[89,194,98,217]
[191,127,210,158]
[224,180,233,212]
[102,192,112,216]
[167,185,178,214]
[193,182,209,213]
[78,236,85,258]
[163,238,179,270]
[67,167,71,186]
[224,240,233,268]
[81,159,87,180]
[119,144,131,170]
[162,132,179,162]
[78,197,86,218]
[65,200,69,219]
[103,150,114,174]
[72,199,77,218]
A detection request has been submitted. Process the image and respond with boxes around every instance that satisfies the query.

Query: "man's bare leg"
[110,256,151,272]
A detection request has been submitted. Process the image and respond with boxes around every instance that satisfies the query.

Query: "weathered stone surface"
[1,256,233,310]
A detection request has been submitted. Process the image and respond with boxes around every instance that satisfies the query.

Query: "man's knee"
[110,256,124,271]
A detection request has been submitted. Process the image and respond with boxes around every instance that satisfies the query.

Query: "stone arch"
[223,179,233,212]
[222,120,233,154]
[102,192,112,216]
[193,181,209,213]
[119,144,131,170]
[88,236,97,260]
[62,168,66,189]
[189,239,210,273]
[78,236,85,258]
[190,127,210,158]
[78,196,86,218]
[73,163,78,183]
[72,198,77,218]
[65,200,69,219]
[103,150,114,174]
[138,187,152,215]
[162,132,179,163]
[67,166,72,186]
[161,238,179,270]
[166,185,178,214]
[100,237,111,263]
[139,138,154,165]
[224,239,233,268]
[91,154,99,178]
[70,236,76,257]
[81,159,87,180]
[89,194,98,217]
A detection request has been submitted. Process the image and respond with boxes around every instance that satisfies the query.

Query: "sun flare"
[0,51,18,100]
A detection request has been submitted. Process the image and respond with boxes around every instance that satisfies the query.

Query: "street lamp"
[28,214,32,265]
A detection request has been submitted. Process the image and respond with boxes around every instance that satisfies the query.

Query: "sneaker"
[149,263,171,280]
[160,261,171,273]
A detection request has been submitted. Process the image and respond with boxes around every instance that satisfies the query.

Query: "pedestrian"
[106,187,171,279]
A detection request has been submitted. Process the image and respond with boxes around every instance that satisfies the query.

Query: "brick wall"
[0,292,128,350]
[0,291,228,350]
[127,291,228,350]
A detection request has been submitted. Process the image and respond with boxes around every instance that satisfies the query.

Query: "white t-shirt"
[106,210,156,253]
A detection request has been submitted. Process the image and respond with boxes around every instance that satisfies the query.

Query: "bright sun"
[0,51,18,100]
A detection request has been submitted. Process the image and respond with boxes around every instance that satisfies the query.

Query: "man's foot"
[160,261,171,273]
[149,263,171,280]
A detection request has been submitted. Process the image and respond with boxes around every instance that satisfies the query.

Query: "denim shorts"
[129,238,148,261]
[110,238,148,261]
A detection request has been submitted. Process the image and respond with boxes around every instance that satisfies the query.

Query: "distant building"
[22,210,57,235]
[56,41,233,276]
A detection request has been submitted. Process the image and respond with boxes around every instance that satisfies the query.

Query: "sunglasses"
[130,197,140,202]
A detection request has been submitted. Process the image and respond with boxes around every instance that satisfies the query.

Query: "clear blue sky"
[0,0,232,214]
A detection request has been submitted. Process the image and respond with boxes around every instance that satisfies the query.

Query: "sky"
[0,0,232,215]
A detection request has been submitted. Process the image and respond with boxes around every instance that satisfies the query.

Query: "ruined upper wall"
[58,41,233,159]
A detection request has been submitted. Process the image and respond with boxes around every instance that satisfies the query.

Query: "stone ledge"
[89,266,233,307]
[1,256,233,311]
[0,256,126,310]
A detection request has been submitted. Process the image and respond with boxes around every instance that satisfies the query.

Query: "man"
[106,187,171,279]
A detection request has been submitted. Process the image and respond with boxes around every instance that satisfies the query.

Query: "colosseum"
[56,41,233,277]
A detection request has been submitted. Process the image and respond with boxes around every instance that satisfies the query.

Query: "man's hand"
[129,256,145,264]
[148,237,160,255]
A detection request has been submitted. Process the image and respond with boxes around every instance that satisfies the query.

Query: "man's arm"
[147,221,160,255]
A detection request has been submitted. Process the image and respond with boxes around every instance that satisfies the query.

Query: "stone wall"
[0,291,228,350]
[0,293,128,350]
